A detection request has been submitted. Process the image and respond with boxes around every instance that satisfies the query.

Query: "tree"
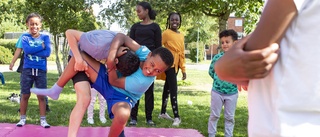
[179,0,264,34]
[0,0,26,38]
[19,0,102,75]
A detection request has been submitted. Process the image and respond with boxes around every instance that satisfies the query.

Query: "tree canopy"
[98,0,263,62]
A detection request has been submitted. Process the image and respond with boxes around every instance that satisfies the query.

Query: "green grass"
[0,64,249,137]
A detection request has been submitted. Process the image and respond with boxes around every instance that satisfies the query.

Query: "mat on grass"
[0,123,204,137]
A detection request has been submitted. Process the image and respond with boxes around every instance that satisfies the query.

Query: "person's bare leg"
[67,81,91,137]
[16,94,30,127]
[37,95,46,117]
[109,102,131,137]
[31,52,100,100]
[56,57,79,87]
[19,94,30,116]
[30,57,79,100]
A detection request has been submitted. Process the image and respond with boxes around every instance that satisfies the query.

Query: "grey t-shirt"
[78,30,117,60]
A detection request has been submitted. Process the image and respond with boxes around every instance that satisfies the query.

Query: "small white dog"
[7,93,20,104]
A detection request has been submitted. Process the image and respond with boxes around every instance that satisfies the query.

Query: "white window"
[235,19,243,26]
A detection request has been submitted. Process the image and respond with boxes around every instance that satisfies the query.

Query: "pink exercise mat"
[0,123,204,137]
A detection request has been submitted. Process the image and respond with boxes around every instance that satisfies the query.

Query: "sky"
[92,3,122,32]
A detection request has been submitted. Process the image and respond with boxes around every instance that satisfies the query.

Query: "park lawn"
[0,65,249,137]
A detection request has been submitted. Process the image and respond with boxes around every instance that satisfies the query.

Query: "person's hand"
[237,85,248,92]
[182,72,186,80]
[116,46,129,57]
[74,58,88,72]
[106,58,116,72]
[9,63,14,70]
[215,36,279,85]
[42,42,45,49]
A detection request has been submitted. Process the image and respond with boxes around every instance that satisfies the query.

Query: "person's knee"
[114,113,130,125]
[112,102,131,124]
[37,95,45,100]
[21,94,30,100]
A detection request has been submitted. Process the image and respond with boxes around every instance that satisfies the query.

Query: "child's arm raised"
[65,29,87,71]
[107,33,140,71]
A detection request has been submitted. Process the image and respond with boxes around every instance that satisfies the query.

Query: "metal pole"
[196,27,199,63]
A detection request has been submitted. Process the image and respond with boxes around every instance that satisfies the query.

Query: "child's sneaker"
[146,120,156,126]
[172,118,181,126]
[158,113,174,121]
[16,119,26,127]
[87,117,94,124]
[40,119,50,128]
[128,119,137,126]
[100,117,107,124]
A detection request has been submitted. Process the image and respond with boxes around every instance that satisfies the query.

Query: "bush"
[0,39,18,54]
[0,46,13,64]
[187,41,205,63]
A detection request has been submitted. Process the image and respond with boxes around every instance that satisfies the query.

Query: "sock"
[30,83,63,100]
[20,115,26,119]
[40,116,46,121]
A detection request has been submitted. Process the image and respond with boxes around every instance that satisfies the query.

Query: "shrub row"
[0,46,13,64]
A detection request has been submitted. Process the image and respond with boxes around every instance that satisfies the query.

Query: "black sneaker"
[46,105,51,112]
[128,119,137,126]
[146,120,156,127]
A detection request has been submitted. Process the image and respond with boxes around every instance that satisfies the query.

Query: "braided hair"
[165,12,182,29]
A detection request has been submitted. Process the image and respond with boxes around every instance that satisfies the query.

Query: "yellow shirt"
[162,29,186,73]
[157,29,186,80]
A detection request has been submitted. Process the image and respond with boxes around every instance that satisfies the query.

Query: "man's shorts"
[21,68,47,94]
[91,64,135,119]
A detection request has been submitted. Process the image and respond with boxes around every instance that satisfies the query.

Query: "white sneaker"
[40,119,50,128]
[87,117,94,124]
[172,118,181,126]
[100,117,107,124]
[16,119,26,127]
[158,113,174,121]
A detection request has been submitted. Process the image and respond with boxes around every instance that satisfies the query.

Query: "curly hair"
[219,29,238,41]
[116,50,140,76]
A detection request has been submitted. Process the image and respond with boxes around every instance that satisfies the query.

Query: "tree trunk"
[217,12,230,53]
[61,37,69,69]
[53,35,62,76]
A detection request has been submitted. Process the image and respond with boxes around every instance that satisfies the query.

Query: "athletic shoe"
[40,119,50,128]
[172,118,181,126]
[87,117,94,124]
[146,120,156,126]
[16,119,26,127]
[158,113,174,121]
[128,119,137,126]
[100,117,107,124]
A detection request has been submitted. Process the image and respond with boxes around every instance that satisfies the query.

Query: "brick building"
[206,16,244,59]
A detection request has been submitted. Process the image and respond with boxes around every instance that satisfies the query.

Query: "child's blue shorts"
[91,64,135,119]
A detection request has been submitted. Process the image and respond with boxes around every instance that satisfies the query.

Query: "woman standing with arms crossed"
[129,1,162,126]
[158,12,186,126]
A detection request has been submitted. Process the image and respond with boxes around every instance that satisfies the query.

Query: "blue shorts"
[21,68,47,94]
[91,64,135,119]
